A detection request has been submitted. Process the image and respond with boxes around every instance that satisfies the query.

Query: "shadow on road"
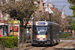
[32,43,58,47]
[61,49,75,50]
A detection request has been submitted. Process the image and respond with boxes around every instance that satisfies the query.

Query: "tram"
[32,21,60,46]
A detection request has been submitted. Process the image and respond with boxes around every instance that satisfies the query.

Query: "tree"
[69,19,75,30]
[60,18,69,31]
[0,0,37,43]
[33,10,50,21]
[68,0,75,17]
[33,10,70,31]
[68,0,75,30]
[33,10,62,23]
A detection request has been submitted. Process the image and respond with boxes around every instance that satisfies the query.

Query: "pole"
[49,13,51,21]
[31,20,33,42]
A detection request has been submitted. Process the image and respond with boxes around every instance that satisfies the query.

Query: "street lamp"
[49,13,51,21]
[47,5,52,21]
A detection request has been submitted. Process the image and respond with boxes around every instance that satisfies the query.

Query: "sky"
[47,0,73,16]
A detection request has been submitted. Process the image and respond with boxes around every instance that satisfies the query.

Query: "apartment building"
[35,0,61,14]
[0,0,20,40]
[34,0,47,11]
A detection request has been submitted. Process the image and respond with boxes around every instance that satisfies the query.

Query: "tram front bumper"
[32,40,51,45]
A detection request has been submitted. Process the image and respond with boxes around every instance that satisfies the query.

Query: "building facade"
[0,0,20,37]
[0,0,8,37]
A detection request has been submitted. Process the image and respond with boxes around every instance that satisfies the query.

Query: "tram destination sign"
[36,22,48,25]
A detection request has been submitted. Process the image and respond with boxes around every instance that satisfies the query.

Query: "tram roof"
[33,21,59,25]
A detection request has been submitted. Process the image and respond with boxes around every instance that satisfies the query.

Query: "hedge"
[60,33,69,38]
[0,36,18,48]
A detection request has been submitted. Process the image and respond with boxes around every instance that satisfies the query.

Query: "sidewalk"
[18,43,31,47]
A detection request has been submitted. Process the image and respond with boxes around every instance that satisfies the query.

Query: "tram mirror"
[34,30,36,33]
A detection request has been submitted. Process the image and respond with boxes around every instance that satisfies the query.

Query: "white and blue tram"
[32,21,60,46]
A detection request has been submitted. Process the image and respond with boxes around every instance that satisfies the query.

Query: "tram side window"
[56,25,58,34]
[53,25,57,38]
[52,25,55,38]
[52,25,54,38]
[57,26,59,34]
[58,26,59,34]
[47,26,50,33]
[53,25,56,34]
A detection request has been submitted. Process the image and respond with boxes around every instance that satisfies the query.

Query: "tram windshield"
[36,26,47,35]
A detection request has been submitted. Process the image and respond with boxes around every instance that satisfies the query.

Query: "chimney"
[39,0,43,11]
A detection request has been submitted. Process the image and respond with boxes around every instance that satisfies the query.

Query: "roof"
[44,7,61,13]
[45,7,53,13]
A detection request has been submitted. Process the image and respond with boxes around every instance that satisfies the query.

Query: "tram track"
[24,45,49,50]
[25,41,74,50]
[62,41,74,49]
[54,40,75,50]
[54,41,74,48]
[19,40,75,50]
[24,46,34,50]
[41,47,49,50]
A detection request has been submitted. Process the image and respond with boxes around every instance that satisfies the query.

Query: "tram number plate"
[40,38,43,40]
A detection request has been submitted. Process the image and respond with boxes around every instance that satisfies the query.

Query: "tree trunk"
[20,27,25,44]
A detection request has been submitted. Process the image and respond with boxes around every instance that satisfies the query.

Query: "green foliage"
[60,34,62,38]
[68,15,72,18]
[69,19,75,30]
[0,36,18,48]
[68,0,75,4]
[0,0,38,43]
[68,0,75,17]
[64,33,69,38]
[60,33,69,38]
[21,45,23,47]
[0,0,38,26]
[70,5,75,10]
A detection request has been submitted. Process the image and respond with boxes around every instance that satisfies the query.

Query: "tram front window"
[36,26,47,35]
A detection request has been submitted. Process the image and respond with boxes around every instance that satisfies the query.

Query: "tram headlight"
[37,38,39,40]
[34,30,36,33]
[43,38,45,40]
